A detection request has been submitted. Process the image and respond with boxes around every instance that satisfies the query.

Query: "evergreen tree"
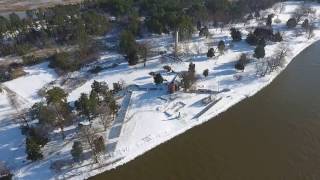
[266,14,274,26]
[258,38,266,47]
[46,87,68,105]
[188,62,196,74]
[45,87,71,139]
[127,50,139,66]
[218,40,225,54]
[71,141,83,162]
[26,137,43,161]
[254,45,265,59]
[9,13,22,29]
[91,80,109,96]
[119,30,137,55]
[235,62,245,71]
[302,19,310,30]
[207,48,215,58]
[75,91,98,121]
[203,69,209,77]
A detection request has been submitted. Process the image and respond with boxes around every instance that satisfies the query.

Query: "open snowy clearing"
[1,1,320,179]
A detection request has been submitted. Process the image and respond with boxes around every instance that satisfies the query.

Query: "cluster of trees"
[230,28,242,42]
[1,0,286,72]
[206,40,225,58]
[49,45,99,73]
[246,27,282,46]
[256,44,290,77]
[119,31,152,66]
[25,87,72,161]
[75,81,118,124]
[24,80,120,162]
[286,3,316,39]
[0,63,27,82]
[72,81,119,163]
[0,4,109,60]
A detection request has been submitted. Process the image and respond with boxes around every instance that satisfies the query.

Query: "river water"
[92,41,320,180]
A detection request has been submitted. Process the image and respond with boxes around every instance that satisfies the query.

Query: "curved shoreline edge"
[70,37,320,180]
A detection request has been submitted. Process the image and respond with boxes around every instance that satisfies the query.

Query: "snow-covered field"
[1,1,320,179]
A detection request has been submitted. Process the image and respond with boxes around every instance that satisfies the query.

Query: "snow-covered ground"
[1,1,320,179]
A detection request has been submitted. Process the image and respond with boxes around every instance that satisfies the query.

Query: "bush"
[181,71,196,91]
[149,72,156,76]
[246,32,259,46]
[163,65,172,72]
[235,62,245,71]
[113,82,123,93]
[235,54,248,71]
[207,48,215,58]
[154,73,164,85]
[199,26,209,37]
[203,69,209,77]
[287,18,297,28]
[273,32,283,42]
[253,27,274,41]
[230,28,242,42]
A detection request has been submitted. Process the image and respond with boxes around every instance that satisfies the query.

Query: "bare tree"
[294,3,314,23]
[257,44,291,77]
[193,42,202,55]
[96,103,112,131]
[268,44,291,72]
[307,23,315,39]
[139,41,152,67]
[255,60,269,77]
[78,126,101,163]
[182,41,191,57]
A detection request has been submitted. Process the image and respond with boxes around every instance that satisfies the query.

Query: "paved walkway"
[106,91,133,153]
[192,97,222,119]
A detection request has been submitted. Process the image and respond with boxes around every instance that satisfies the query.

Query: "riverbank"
[1,1,320,179]
[64,2,320,179]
